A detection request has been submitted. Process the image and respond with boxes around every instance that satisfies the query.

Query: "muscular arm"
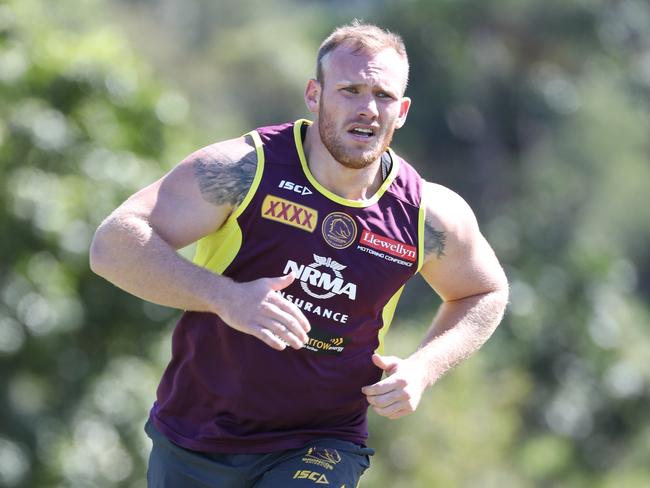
[415,182,508,381]
[363,182,509,418]
[90,136,254,310]
[89,135,310,350]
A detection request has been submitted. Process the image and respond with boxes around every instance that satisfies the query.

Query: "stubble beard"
[317,102,395,170]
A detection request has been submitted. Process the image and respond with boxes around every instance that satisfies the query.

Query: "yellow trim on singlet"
[374,190,424,355]
[373,177,425,353]
[416,196,426,273]
[292,119,400,208]
[192,130,265,272]
[375,285,405,355]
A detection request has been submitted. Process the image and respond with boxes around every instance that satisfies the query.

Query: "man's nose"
[357,94,379,119]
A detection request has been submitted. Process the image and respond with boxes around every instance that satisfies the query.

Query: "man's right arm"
[89,135,310,350]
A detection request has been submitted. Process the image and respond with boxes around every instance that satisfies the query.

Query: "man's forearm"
[89,213,230,314]
[409,288,509,387]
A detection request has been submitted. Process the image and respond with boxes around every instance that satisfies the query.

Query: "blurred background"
[1,0,649,486]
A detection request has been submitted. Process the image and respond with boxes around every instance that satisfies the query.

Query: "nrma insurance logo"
[283,255,357,300]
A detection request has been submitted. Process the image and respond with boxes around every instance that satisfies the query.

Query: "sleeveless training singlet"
[150,120,425,453]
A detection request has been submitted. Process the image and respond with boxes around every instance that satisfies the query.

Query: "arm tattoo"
[192,136,257,208]
[424,214,447,260]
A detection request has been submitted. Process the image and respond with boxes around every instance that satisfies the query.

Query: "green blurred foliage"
[0,0,198,485]
[1,0,649,486]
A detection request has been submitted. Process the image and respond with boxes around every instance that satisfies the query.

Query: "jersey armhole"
[230,129,265,220]
[416,194,426,273]
[191,130,265,271]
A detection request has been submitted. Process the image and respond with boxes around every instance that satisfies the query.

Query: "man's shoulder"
[187,135,258,209]
[421,181,478,256]
[194,119,295,162]
[423,181,472,217]
[255,120,299,142]
[383,150,425,208]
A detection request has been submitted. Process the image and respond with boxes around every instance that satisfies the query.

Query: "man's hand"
[217,273,311,351]
[361,353,428,419]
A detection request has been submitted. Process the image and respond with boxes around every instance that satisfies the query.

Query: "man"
[90,21,508,488]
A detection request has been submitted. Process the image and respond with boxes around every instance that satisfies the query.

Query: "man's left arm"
[362,181,509,419]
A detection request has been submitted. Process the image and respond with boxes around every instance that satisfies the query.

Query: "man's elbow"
[89,220,118,278]
[491,274,510,317]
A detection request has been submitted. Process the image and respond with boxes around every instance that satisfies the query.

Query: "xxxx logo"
[261,195,318,232]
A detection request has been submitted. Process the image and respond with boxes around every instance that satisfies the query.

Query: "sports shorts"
[145,419,374,487]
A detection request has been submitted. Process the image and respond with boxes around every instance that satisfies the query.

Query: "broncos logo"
[321,212,357,249]
[327,216,353,239]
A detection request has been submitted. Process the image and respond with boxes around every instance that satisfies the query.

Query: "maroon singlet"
[150,120,425,453]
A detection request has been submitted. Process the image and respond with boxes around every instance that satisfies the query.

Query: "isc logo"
[278,180,313,195]
[293,470,329,484]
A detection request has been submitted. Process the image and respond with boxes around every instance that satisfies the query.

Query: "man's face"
[308,44,411,169]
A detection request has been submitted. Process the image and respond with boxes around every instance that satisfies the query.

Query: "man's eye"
[377,92,391,99]
[343,87,358,94]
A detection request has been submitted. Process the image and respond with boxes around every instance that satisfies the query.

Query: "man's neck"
[303,122,384,202]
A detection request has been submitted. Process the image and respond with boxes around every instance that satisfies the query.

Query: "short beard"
[318,102,394,170]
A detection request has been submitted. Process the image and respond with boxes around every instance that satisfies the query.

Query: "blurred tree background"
[1,0,649,486]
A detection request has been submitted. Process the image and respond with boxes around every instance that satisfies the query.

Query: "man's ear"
[304,78,321,114]
[394,96,411,129]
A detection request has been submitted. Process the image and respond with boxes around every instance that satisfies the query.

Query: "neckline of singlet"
[294,119,399,208]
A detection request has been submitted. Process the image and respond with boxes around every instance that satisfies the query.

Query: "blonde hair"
[316,20,409,90]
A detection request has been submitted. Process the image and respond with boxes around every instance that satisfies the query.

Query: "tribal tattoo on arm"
[424,212,447,261]
[192,135,257,208]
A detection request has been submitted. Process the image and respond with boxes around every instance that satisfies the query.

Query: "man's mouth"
[348,127,375,138]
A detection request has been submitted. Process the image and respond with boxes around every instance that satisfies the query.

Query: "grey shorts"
[145,420,374,487]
